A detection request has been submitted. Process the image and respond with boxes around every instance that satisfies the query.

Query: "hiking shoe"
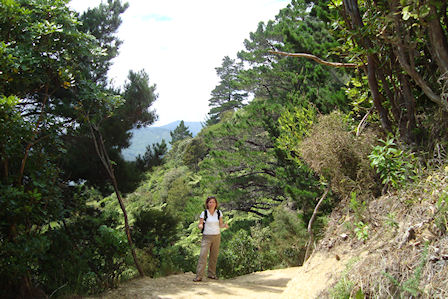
[193,277,202,282]
[207,275,218,280]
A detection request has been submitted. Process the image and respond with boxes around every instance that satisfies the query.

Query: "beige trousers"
[195,234,221,279]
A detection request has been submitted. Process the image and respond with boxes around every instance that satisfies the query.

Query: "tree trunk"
[390,0,447,111]
[343,0,394,133]
[427,4,448,74]
[366,56,394,133]
[304,185,330,262]
[399,73,417,143]
[89,123,145,277]
[18,89,49,185]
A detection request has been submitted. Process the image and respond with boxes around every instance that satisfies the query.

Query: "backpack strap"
[201,209,207,233]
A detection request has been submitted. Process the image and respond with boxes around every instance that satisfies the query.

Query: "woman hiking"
[193,196,229,282]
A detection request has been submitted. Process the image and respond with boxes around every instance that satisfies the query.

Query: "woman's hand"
[198,218,204,230]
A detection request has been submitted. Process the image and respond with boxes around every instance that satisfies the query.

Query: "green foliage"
[136,139,168,172]
[37,203,130,296]
[329,276,355,299]
[385,212,399,230]
[327,0,448,143]
[201,102,289,214]
[266,206,308,266]
[215,206,307,278]
[0,0,158,295]
[182,137,208,171]
[328,257,361,299]
[435,190,448,234]
[132,208,179,250]
[349,192,366,222]
[369,138,419,190]
[201,98,321,218]
[134,248,158,277]
[276,103,316,164]
[207,56,248,125]
[237,0,350,113]
[218,229,259,278]
[131,208,181,277]
[170,120,192,145]
[353,221,369,242]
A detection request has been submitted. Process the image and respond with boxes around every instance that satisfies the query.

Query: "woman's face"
[207,198,217,210]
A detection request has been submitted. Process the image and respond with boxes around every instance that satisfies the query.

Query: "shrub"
[218,229,259,278]
[300,111,379,200]
[39,209,130,296]
[132,208,179,250]
[369,137,418,190]
[266,205,308,266]
[132,208,180,277]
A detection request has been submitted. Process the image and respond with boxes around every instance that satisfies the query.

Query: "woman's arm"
[198,218,204,230]
[219,217,229,229]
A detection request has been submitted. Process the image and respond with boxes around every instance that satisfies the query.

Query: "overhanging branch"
[269,50,360,68]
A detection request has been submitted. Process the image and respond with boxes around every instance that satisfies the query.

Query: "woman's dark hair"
[205,196,218,209]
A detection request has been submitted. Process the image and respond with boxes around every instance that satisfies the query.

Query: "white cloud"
[70,0,289,126]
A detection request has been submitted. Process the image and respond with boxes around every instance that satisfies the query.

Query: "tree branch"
[269,50,360,68]
[304,184,330,262]
[18,87,50,185]
[87,118,145,277]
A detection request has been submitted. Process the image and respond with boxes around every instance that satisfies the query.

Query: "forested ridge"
[1,0,447,298]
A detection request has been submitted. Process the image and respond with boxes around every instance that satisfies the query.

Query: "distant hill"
[121,121,203,161]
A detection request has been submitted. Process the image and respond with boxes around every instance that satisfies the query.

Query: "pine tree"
[207,56,248,125]
[170,120,193,144]
[136,139,168,171]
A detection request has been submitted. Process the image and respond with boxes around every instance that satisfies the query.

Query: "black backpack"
[201,209,221,233]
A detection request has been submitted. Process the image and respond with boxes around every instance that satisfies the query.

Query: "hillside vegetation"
[1,0,448,298]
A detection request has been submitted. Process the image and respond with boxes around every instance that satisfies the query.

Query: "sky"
[69,0,289,126]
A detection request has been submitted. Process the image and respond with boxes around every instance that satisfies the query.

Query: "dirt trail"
[92,249,352,299]
[93,267,299,299]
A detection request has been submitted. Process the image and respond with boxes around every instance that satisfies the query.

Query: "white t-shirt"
[200,210,221,235]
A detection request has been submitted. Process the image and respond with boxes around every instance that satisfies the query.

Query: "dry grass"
[300,111,379,201]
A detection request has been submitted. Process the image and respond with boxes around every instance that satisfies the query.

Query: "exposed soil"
[90,248,354,299]
[91,267,301,299]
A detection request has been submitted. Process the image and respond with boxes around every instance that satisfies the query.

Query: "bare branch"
[304,184,331,262]
[269,50,360,68]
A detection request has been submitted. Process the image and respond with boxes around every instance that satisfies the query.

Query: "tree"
[136,139,168,171]
[200,0,347,218]
[201,98,321,217]
[309,0,448,144]
[170,120,193,144]
[207,56,248,125]
[0,0,110,295]
[0,0,156,294]
[237,0,350,113]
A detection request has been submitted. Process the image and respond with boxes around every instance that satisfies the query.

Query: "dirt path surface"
[92,267,300,299]
[91,244,356,299]
[281,251,354,299]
